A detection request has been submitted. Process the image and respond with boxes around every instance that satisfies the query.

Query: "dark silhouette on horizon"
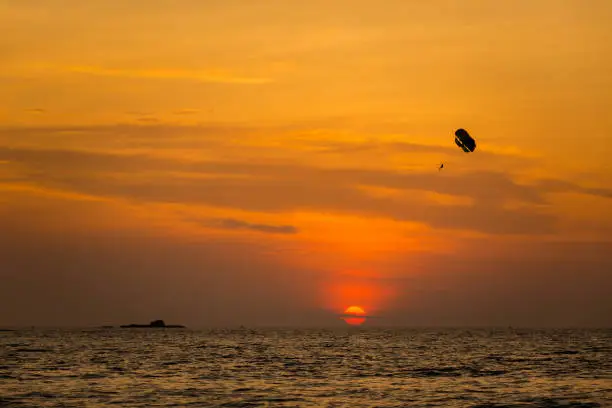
[120,319,185,328]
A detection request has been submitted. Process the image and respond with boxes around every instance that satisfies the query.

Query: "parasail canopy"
[454,128,476,153]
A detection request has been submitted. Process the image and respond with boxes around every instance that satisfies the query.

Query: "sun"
[343,305,366,326]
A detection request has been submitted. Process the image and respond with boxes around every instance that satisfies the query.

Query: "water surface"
[1,328,610,407]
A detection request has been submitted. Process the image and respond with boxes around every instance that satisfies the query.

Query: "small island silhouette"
[120,319,185,329]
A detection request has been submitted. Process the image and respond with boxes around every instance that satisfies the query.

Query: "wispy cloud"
[25,108,46,114]
[124,111,155,116]
[135,117,160,124]
[205,218,299,235]
[0,124,608,238]
[536,179,612,198]
[172,109,200,115]
[1,145,610,235]
[68,66,273,84]
[0,123,537,165]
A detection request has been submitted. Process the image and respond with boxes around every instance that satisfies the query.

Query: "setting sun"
[343,306,366,326]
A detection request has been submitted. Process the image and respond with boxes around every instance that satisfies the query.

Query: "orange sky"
[1,1,611,327]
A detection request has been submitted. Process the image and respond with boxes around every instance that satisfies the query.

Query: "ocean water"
[1,328,610,407]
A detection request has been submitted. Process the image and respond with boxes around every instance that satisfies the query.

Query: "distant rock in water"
[120,319,185,329]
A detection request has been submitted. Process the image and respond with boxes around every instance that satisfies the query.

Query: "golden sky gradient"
[1,1,611,327]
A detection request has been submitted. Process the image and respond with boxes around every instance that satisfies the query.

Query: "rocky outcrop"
[120,319,185,328]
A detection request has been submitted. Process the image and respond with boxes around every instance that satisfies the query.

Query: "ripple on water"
[0,328,610,407]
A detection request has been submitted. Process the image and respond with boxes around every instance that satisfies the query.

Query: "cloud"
[309,139,540,173]
[67,65,273,84]
[0,123,537,168]
[172,109,200,115]
[0,123,608,237]
[0,124,260,151]
[536,179,612,198]
[313,140,450,155]
[382,238,612,327]
[0,145,604,235]
[1,196,610,328]
[25,108,46,114]
[125,111,155,116]
[135,117,160,124]
[206,218,299,234]
[0,144,555,205]
[0,203,322,327]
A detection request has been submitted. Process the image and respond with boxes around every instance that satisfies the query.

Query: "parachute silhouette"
[454,128,476,153]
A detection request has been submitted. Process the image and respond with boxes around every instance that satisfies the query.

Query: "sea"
[1,327,610,407]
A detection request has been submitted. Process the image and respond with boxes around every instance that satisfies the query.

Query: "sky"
[1,0,611,328]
